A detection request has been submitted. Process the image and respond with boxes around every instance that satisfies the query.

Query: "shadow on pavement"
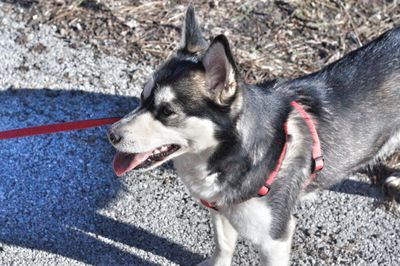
[0,88,203,265]
[329,178,382,200]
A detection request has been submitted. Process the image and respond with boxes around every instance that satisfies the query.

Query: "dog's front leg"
[198,211,238,266]
[258,216,296,266]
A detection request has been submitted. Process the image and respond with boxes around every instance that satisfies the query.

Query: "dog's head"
[109,6,243,176]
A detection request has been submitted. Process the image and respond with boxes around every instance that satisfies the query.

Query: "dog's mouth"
[112,144,180,176]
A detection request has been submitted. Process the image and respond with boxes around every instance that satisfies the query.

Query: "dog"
[108,6,400,265]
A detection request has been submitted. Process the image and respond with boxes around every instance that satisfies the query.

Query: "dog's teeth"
[161,146,168,152]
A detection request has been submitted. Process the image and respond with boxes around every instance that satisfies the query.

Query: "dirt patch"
[2,0,399,82]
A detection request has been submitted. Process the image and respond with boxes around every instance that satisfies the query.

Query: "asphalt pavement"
[0,3,399,266]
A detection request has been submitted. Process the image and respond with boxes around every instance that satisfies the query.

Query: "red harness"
[200,101,324,210]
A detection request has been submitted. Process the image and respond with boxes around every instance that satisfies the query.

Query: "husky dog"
[108,6,400,265]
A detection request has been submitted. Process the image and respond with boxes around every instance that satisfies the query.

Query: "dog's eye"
[159,104,175,117]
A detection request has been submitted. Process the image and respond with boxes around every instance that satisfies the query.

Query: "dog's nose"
[108,129,122,145]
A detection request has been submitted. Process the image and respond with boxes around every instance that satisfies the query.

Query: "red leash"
[0,117,121,140]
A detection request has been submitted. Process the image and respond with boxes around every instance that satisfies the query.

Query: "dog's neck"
[175,84,293,206]
[174,80,323,206]
[212,86,291,205]
[173,147,222,201]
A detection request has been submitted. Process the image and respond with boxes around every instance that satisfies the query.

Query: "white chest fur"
[220,198,273,245]
[173,150,222,201]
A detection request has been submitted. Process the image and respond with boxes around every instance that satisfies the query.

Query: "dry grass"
[4,0,400,83]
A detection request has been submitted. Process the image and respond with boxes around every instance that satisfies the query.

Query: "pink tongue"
[112,151,152,176]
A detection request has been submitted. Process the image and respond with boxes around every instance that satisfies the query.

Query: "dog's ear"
[203,35,238,105]
[180,5,207,54]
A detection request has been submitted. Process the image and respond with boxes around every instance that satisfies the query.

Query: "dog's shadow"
[0,88,204,265]
[329,176,383,200]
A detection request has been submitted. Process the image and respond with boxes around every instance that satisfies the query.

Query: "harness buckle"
[312,156,324,173]
[257,185,271,197]
[200,199,218,211]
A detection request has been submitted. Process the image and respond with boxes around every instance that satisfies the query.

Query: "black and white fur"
[108,6,400,265]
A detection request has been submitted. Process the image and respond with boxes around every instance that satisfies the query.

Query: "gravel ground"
[0,2,399,266]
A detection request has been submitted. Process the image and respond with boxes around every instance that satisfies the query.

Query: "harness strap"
[290,101,324,174]
[257,122,288,197]
[201,101,324,210]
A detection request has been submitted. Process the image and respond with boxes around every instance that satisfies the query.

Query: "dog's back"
[283,27,400,188]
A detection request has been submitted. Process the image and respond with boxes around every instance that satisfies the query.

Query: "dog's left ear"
[203,35,238,105]
[180,5,208,54]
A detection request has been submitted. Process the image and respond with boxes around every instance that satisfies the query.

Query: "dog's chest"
[221,198,273,245]
[173,153,222,201]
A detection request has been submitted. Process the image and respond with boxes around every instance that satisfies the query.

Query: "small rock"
[125,19,138,29]
[30,43,47,54]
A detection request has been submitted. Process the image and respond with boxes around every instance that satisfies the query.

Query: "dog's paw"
[383,173,400,202]
[197,258,212,266]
